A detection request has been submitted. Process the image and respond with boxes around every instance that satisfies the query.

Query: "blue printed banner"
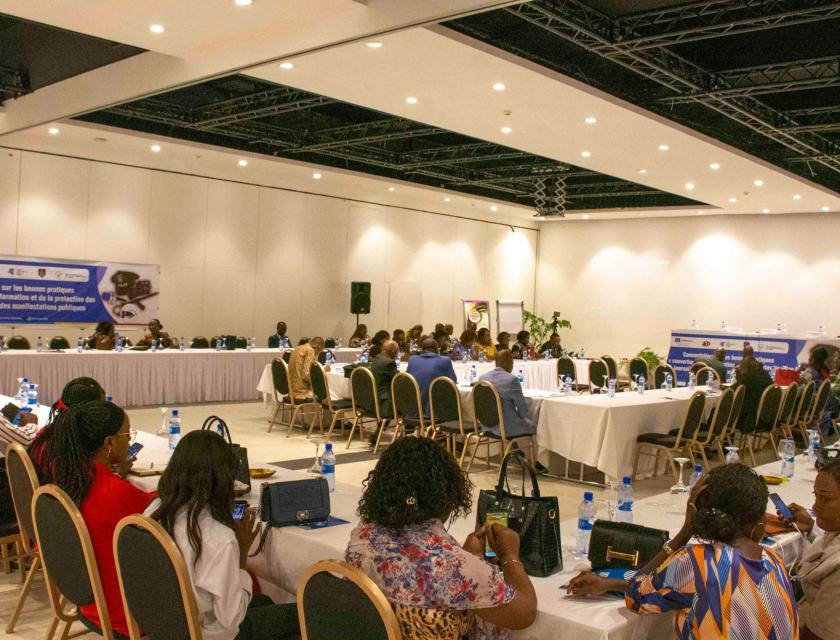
[667,329,840,384]
[0,256,159,325]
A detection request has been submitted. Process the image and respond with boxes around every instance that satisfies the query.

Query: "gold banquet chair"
[469,380,536,469]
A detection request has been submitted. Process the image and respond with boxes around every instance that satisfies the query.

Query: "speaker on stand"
[350,281,371,330]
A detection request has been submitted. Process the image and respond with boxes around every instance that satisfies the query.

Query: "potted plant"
[522,310,572,348]
[636,347,663,372]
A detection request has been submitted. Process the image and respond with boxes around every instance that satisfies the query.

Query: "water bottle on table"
[321,443,336,492]
[168,409,181,450]
[517,369,524,384]
[246,337,253,352]
[665,373,673,392]
[777,438,795,478]
[461,349,469,364]
[688,372,696,390]
[575,491,596,555]
[26,384,38,407]
[637,376,646,394]
[608,378,616,397]
[17,377,28,404]
[564,375,573,395]
[543,349,550,360]
[76,338,84,353]
[616,477,634,523]
[151,339,158,352]
[807,429,821,465]
[689,464,703,491]
[479,349,486,363]
[179,337,186,351]
[469,365,477,385]
[35,336,43,352]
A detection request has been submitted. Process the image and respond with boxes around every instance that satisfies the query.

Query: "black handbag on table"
[588,520,669,570]
[201,416,251,496]
[475,451,562,577]
[250,477,331,556]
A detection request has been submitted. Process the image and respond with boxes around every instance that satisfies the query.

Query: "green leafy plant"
[522,310,572,347]
[637,347,663,371]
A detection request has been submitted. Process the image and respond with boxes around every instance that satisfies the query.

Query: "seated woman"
[731,353,773,432]
[368,329,391,359]
[568,463,798,640]
[348,323,368,348]
[800,347,839,435]
[346,437,537,640]
[87,321,116,350]
[781,457,840,640]
[495,331,511,353]
[147,430,299,640]
[30,400,155,638]
[474,328,496,360]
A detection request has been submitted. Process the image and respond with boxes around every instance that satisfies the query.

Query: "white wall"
[1,149,538,344]
[536,213,840,359]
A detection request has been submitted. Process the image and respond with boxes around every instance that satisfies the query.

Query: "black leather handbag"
[201,416,251,496]
[475,451,562,577]
[259,478,331,527]
[588,520,669,570]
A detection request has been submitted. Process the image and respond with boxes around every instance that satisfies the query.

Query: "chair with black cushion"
[629,357,649,389]
[774,381,800,442]
[4,444,47,635]
[695,366,718,386]
[670,387,734,468]
[741,385,783,467]
[310,363,353,440]
[297,559,401,640]
[633,391,706,481]
[653,363,677,389]
[601,355,618,381]
[690,361,706,376]
[557,356,581,391]
[790,380,816,444]
[713,384,745,461]
[428,377,484,471]
[390,373,425,446]
[235,337,247,350]
[347,368,388,451]
[588,359,609,393]
[268,358,291,432]
[114,515,203,640]
[470,380,536,469]
[48,336,71,350]
[7,336,30,350]
[282,351,292,364]
[190,336,210,349]
[32,484,117,640]
[799,379,832,444]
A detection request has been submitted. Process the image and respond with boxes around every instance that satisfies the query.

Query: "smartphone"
[127,442,144,459]
[769,492,793,520]
[484,511,508,557]
[233,501,249,521]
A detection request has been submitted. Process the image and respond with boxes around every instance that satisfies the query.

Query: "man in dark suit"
[368,339,399,445]
[407,337,458,417]
[268,321,292,349]
[479,349,536,438]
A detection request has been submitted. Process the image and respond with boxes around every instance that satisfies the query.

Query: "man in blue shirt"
[478,349,536,438]
[407,337,457,417]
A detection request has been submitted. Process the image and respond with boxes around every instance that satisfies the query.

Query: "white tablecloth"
[0,348,284,408]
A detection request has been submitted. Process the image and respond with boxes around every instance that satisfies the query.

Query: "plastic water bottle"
[517,369,524,384]
[608,378,616,397]
[35,336,43,352]
[17,377,28,404]
[115,336,123,352]
[151,338,158,352]
[462,349,469,364]
[321,443,336,492]
[616,477,634,523]
[688,372,696,390]
[179,337,186,352]
[469,364,477,384]
[168,410,181,451]
[689,464,703,492]
[780,438,795,478]
[522,348,529,362]
[564,375,573,395]
[637,375,646,394]
[26,384,37,407]
[721,320,727,330]
[478,349,486,363]
[580,346,585,358]
[691,319,698,328]
[543,349,550,360]
[215,337,222,352]
[76,337,84,352]
[665,373,673,392]
[246,337,253,352]
[575,492,596,555]
[807,429,821,465]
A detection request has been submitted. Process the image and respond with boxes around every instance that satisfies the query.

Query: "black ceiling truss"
[81,74,698,214]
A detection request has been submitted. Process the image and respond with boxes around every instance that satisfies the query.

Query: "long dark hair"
[151,430,238,561]
[29,400,126,504]
[48,376,106,422]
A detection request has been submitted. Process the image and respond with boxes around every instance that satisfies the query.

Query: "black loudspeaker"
[350,281,371,314]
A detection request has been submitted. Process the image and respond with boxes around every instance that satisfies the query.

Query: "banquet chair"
[799,379,832,443]
[267,358,291,432]
[310,363,353,440]
[297,559,401,640]
[470,380,536,469]
[235,336,247,349]
[713,385,745,461]
[7,336,30,350]
[653,363,677,389]
[283,351,292,364]
[601,355,618,381]
[429,376,485,471]
[49,336,71,350]
[790,380,817,444]
[671,387,733,469]
[4,444,50,635]
[32,484,117,640]
[556,356,581,391]
[190,336,210,349]
[347,368,389,451]
[629,357,649,389]
[114,515,204,640]
[695,366,718,386]
[390,373,426,445]
[774,382,800,442]
[588,359,609,393]
[740,385,782,467]
[633,391,705,481]
[690,361,706,376]
[280,360,320,438]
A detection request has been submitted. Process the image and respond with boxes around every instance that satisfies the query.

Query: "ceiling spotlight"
[405,96,418,105]
[582,214,591,220]
[237,159,248,167]
[762,208,770,214]
[387,186,395,192]
[48,127,59,135]
[313,172,322,180]
[279,61,294,69]
[638,169,648,174]
[584,116,597,124]
[685,182,695,191]
[234,0,252,5]
[696,210,703,215]
[490,205,498,212]
[581,150,591,158]
[728,197,737,203]
[709,163,720,170]
[492,82,506,91]
[443,197,451,203]
[658,144,669,151]
[753,179,764,187]
[793,194,801,200]
[365,41,383,48]
[149,24,165,34]
[501,126,512,134]
[150,144,161,153]
[822,206,831,212]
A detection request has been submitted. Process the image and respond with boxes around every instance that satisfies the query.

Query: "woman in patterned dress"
[567,463,798,640]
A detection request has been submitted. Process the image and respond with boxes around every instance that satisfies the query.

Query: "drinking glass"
[632,373,639,390]
[602,480,618,521]
[724,446,739,463]
[777,438,795,476]
[307,440,323,477]
[669,457,690,512]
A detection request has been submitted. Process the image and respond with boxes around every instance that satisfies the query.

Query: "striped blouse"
[626,542,798,640]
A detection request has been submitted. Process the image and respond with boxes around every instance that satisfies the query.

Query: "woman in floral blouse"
[345,437,537,640]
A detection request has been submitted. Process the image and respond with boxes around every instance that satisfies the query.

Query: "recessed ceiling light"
[584,116,597,124]
[638,169,647,174]
[492,82,506,91]
[581,150,592,158]
[234,0,252,5]
[658,144,669,151]
[490,205,498,212]
[443,197,451,203]
[405,96,418,105]
[822,205,831,212]
[149,24,165,34]
[709,163,720,170]
[501,126,512,134]
[696,210,703,215]
[762,208,770,214]
[685,182,695,191]
[238,159,248,167]
[48,127,59,135]
[753,179,764,187]
[150,144,161,153]
[728,197,737,203]
[313,172,322,180]
[793,194,801,200]
[366,41,383,49]
[387,186,395,192]
[279,62,294,69]
[582,214,591,220]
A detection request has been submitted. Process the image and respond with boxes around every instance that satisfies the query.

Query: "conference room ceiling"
[445,0,840,195]
[77,74,702,214]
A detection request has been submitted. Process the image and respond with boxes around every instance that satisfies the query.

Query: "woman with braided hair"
[568,464,798,639]
[30,400,155,638]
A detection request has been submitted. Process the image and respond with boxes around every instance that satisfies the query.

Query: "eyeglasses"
[115,429,138,443]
